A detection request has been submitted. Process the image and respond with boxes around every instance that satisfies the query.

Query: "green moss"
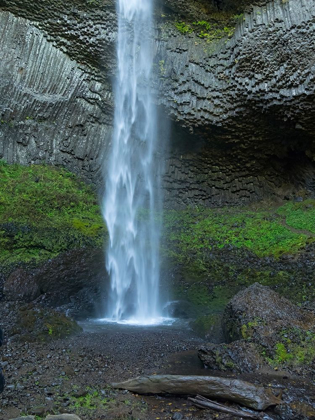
[174,15,237,41]
[73,391,105,410]
[159,60,166,76]
[264,328,315,368]
[274,343,293,363]
[174,283,212,314]
[12,305,82,342]
[192,21,235,40]
[163,206,313,263]
[277,199,315,233]
[241,318,262,340]
[0,162,106,271]
[50,386,117,418]
[174,21,193,34]
[163,202,315,316]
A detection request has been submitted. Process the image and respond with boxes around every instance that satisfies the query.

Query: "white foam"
[95,317,175,327]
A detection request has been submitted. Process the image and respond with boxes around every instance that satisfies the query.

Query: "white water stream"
[102,0,164,325]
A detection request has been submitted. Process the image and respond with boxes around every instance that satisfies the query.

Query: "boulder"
[199,284,315,378]
[10,305,82,343]
[32,248,108,318]
[223,283,315,347]
[199,341,265,373]
[4,269,40,302]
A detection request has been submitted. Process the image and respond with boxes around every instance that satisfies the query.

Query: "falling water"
[102,0,163,324]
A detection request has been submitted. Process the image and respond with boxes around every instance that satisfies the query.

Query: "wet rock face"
[32,248,108,319]
[0,0,117,72]
[0,0,315,206]
[163,0,263,18]
[3,269,40,302]
[159,0,315,132]
[1,249,108,319]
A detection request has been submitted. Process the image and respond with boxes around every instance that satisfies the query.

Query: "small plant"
[87,0,101,5]
[174,20,236,41]
[274,343,293,363]
[174,21,193,34]
[233,13,245,21]
[159,60,166,76]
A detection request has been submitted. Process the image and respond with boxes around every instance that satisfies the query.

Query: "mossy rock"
[11,304,82,342]
[199,284,315,378]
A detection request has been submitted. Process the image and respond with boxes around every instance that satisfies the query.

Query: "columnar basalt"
[158,0,315,206]
[0,0,314,206]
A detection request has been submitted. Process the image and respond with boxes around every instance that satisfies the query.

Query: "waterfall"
[102,0,162,324]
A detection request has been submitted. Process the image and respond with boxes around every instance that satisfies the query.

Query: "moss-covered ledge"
[0,161,106,275]
[161,199,315,336]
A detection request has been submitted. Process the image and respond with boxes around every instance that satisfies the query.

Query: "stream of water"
[102,0,164,325]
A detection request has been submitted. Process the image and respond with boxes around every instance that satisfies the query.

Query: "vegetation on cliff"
[1,162,315,337]
[163,202,315,262]
[0,161,105,272]
[174,18,237,41]
[162,200,315,335]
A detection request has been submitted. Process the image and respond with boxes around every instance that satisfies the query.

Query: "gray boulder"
[199,284,315,378]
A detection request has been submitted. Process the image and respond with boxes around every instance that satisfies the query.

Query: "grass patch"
[174,20,235,40]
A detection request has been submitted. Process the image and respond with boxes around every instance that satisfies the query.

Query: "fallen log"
[189,395,262,419]
[111,375,281,411]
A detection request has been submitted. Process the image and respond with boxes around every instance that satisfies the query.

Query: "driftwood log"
[189,395,262,419]
[111,375,281,411]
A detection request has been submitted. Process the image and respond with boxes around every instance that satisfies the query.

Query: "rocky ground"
[0,317,209,420]
[1,303,315,420]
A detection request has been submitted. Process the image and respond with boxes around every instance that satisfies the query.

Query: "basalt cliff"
[0,0,314,207]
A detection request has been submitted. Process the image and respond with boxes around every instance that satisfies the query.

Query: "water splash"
[102,0,162,324]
